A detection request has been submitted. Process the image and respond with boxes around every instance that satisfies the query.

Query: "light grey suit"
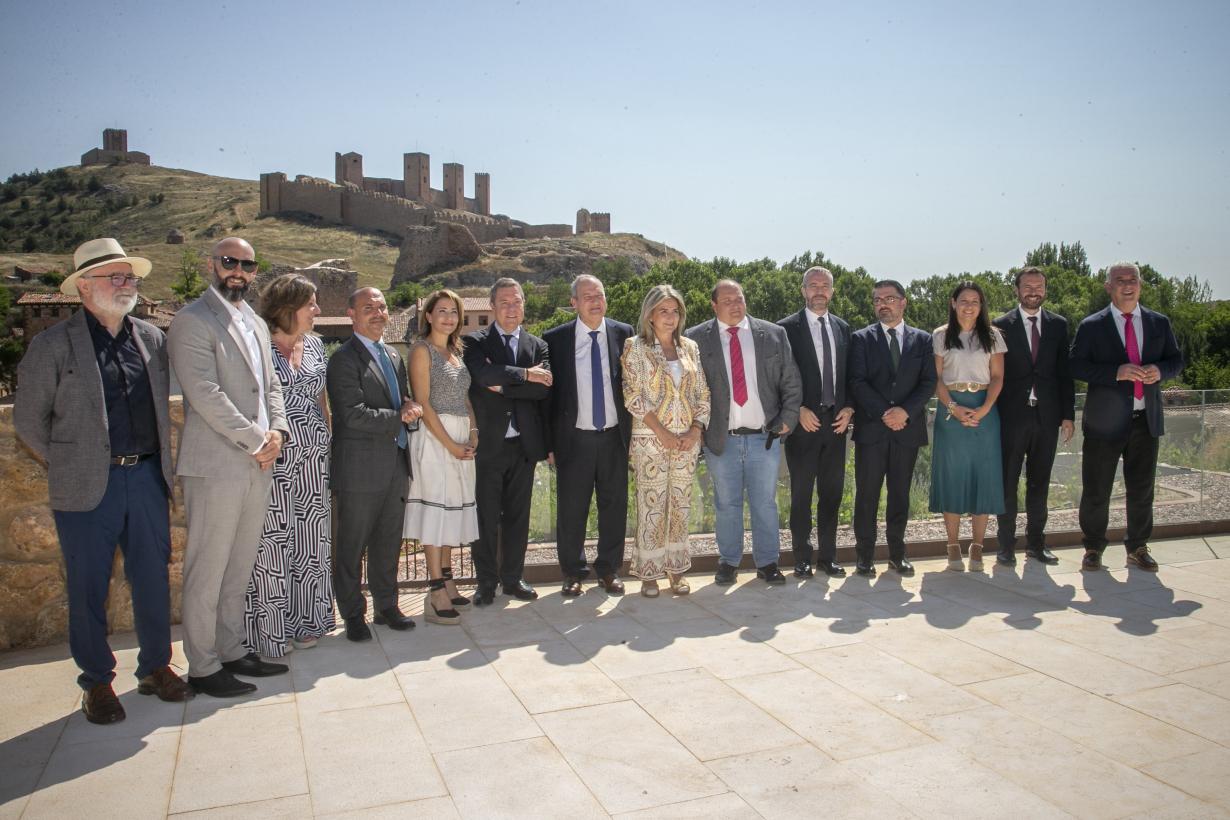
[14,309,174,508]
[168,287,289,675]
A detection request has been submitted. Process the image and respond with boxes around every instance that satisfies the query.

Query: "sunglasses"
[214,255,258,273]
[89,272,141,287]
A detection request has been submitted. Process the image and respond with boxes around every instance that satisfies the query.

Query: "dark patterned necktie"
[589,330,606,429]
[888,327,900,372]
[818,316,835,406]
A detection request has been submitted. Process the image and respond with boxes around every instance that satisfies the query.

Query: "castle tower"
[403,153,431,202]
[335,151,364,186]
[102,128,127,152]
[443,163,464,210]
[576,208,591,233]
[592,212,611,233]
[474,172,491,216]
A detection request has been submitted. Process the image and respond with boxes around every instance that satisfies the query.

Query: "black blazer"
[326,335,414,492]
[464,324,551,462]
[543,318,633,454]
[848,323,937,448]
[993,308,1076,429]
[1069,305,1183,440]
[778,308,852,414]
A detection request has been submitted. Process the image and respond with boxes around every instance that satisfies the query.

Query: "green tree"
[171,248,207,301]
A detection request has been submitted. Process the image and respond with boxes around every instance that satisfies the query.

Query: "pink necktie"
[1029,316,1040,364]
[1123,312,1143,400]
[727,326,748,406]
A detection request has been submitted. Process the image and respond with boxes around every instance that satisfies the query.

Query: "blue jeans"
[704,432,782,568]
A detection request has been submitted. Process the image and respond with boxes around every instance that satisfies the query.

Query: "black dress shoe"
[1126,546,1159,572]
[345,616,373,642]
[1081,550,1103,571]
[561,577,583,597]
[596,574,625,596]
[715,562,738,586]
[221,652,288,678]
[473,585,497,607]
[996,548,1017,566]
[189,669,257,698]
[817,560,847,577]
[792,562,814,578]
[855,561,877,577]
[887,558,915,577]
[374,607,416,630]
[502,579,539,600]
[757,563,787,585]
[1026,547,1060,565]
[82,682,126,724]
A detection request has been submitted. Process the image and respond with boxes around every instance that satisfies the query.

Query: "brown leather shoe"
[138,666,195,702]
[1081,550,1103,571]
[596,574,625,596]
[561,577,583,597]
[1126,546,1159,572]
[82,682,126,724]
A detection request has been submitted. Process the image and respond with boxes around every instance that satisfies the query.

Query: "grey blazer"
[326,334,415,492]
[14,309,174,512]
[167,287,289,478]
[684,315,802,456]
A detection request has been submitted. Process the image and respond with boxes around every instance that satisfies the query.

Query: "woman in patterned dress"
[403,289,478,624]
[621,284,710,598]
[244,274,336,656]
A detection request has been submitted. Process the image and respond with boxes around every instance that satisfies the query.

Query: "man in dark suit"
[544,275,633,597]
[686,279,802,586]
[327,287,422,641]
[465,278,552,605]
[993,267,1077,566]
[15,238,192,724]
[1070,262,1183,572]
[848,279,938,577]
[779,266,854,578]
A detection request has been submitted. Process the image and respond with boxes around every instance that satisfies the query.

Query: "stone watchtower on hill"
[81,128,151,167]
[333,149,492,217]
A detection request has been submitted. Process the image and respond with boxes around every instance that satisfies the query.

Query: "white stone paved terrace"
[3,536,1230,819]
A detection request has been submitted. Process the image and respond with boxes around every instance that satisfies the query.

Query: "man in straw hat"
[15,237,192,725]
[168,237,290,697]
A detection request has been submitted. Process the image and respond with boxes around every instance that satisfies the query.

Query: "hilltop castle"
[81,129,150,167]
[259,146,610,243]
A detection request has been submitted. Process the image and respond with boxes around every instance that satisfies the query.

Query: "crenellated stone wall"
[0,403,188,651]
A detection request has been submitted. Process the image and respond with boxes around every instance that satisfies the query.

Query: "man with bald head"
[1070,262,1183,572]
[327,287,422,639]
[16,238,190,724]
[169,237,291,697]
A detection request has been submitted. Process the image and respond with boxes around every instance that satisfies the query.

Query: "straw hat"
[61,237,152,295]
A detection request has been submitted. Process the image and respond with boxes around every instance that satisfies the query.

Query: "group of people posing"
[14,234,1183,728]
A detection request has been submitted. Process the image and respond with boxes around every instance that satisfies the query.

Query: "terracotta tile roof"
[17,292,157,306]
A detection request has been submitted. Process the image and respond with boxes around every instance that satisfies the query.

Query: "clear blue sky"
[3,0,1228,295]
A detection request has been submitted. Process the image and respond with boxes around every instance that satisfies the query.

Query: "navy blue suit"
[847,323,937,562]
[1069,305,1183,553]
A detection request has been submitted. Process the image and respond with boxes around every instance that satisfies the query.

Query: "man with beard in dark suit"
[993,266,1075,566]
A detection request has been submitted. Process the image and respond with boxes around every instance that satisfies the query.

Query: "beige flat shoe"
[668,573,690,595]
[968,543,985,572]
[641,580,660,598]
[946,544,964,572]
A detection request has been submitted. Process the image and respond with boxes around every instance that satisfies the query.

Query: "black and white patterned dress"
[244,334,335,657]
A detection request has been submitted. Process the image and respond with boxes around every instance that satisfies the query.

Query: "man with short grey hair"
[465,277,552,605]
[169,237,291,697]
[16,237,191,724]
[1070,261,1183,572]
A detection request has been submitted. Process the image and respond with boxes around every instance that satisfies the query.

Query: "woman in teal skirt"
[931,281,1007,571]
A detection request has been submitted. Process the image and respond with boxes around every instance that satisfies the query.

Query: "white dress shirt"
[806,308,837,405]
[1111,306,1146,410]
[718,316,766,431]
[1019,305,1042,402]
[574,320,618,430]
[218,294,268,448]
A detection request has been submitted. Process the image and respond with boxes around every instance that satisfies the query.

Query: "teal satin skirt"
[929,389,1005,515]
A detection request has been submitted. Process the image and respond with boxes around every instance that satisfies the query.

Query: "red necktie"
[727,326,748,406]
[1123,312,1143,400]
[1029,316,1040,364]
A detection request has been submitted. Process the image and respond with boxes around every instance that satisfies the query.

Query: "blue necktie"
[375,343,407,449]
[589,330,606,429]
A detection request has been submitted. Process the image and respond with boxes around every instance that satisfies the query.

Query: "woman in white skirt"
[404,289,480,624]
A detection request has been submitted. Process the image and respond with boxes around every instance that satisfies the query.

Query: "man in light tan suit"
[168,237,291,698]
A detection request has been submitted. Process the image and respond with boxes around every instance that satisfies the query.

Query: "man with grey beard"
[16,238,190,725]
[168,237,290,698]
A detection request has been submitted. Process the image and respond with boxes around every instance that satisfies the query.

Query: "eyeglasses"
[214,255,258,273]
[89,273,141,287]
[873,296,902,305]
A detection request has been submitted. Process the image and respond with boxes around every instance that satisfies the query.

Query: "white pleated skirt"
[403,413,479,546]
